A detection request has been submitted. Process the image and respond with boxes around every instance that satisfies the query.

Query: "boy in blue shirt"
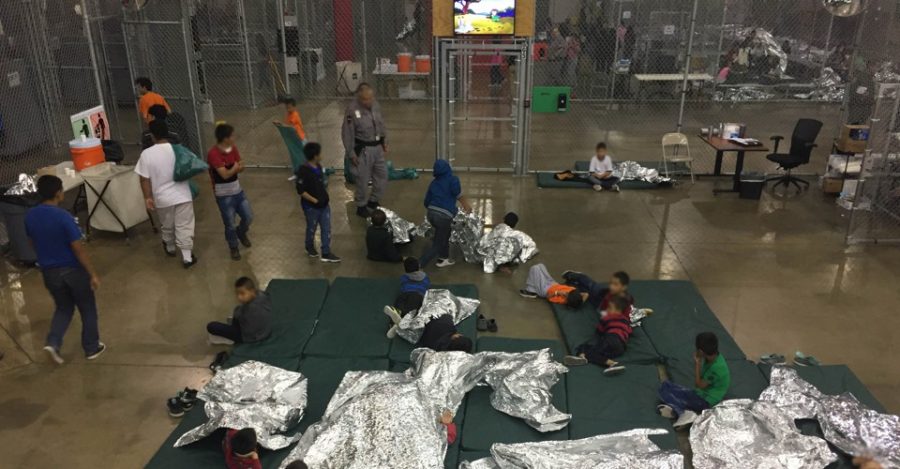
[383,257,431,338]
[25,175,105,364]
[295,142,340,263]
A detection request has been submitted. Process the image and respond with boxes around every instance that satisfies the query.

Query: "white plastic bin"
[80,162,149,233]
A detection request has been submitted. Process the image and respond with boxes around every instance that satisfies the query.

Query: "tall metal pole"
[81,0,106,110]
[238,0,257,108]
[676,0,699,132]
[361,0,368,79]
[277,0,290,96]
[712,0,728,88]
[821,14,835,75]
[608,0,624,99]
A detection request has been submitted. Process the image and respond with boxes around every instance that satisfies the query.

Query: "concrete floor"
[1,96,898,468]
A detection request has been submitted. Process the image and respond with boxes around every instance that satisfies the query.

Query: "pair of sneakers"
[306,247,342,263]
[167,388,199,418]
[657,404,698,430]
[562,355,626,375]
[229,234,253,261]
[43,342,106,365]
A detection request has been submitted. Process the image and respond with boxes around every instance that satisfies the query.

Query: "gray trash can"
[739,172,766,200]
[0,192,40,265]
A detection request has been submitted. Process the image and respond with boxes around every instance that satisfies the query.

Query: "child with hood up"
[420,160,471,268]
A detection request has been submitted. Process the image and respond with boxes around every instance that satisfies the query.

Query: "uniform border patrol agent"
[342,83,389,218]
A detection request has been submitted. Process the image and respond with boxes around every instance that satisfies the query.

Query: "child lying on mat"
[563,269,634,315]
[554,142,621,192]
[519,263,587,308]
[519,265,634,316]
[563,296,631,375]
[657,332,731,429]
[207,277,272,345]
[384,257,431,338]
[224,428,262,469]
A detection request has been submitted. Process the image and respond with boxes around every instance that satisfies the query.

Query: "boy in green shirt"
[657,332,731,429]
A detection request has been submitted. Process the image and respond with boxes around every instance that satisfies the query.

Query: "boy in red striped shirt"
[563,295,632,375]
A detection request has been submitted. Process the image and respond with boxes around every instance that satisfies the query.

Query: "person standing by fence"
[134,77,171,124]
[342,84,389,218]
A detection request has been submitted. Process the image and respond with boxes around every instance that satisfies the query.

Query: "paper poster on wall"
[70,105,109,140]
[663,25,675,35]
[622,11,631,19]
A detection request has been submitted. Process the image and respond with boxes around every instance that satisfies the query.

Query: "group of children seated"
[206,260,731,467]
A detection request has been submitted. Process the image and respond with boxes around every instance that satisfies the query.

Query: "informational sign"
[663,25,675,35]
[622,11,632,19]
[7,71,20,88]
[70,105,110,140]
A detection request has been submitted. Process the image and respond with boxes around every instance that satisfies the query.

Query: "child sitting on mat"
[366,209,403,263]
[384,257,431,338]
[562,270,634,315]
[223,427,262,469]
[657,332,731,429]
[554,142,620,192]
[519,263,586,309]
[563,296,631,375]
[207,277,272,345]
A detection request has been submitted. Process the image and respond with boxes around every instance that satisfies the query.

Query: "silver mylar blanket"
[690,399,837,468]
[174,361,308,450]
[758,366,900,467]
[397,289,479,344]
[613,161,672,184]
[282,348,569,469]
[475,223,539,273]
[460,429,683,469]
[450,211,485,264]
[4,174,37,195]
[375,207,417,244]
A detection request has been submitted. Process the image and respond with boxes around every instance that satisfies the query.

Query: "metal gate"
[434,38,533,175]
[121,0,203,153]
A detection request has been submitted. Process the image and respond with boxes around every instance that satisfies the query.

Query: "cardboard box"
[822,176,843,194]
[836,124,869,153]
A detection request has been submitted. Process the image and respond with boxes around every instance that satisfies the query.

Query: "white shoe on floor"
[43,345,64,365]
[673,410,698,430]
[208,334,235,345]
[435,258,455,268]
[386,325,399,339]
[383,306,403,325]
[657,404,675,419]
[592,184,603,192]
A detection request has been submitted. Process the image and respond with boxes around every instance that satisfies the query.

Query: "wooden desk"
[699,136,770,194]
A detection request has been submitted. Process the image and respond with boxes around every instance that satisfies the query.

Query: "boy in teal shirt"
[657,332,731,429]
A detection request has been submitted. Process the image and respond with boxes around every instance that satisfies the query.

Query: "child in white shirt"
[588,142,620,192]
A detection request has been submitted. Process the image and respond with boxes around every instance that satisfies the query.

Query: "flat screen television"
[454,0,516,36]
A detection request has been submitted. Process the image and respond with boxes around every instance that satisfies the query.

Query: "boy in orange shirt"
[134,77,171,123]
[520,263,586,308]
[274,97,307,142]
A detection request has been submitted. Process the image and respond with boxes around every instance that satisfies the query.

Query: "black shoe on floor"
[183,255,198,269]
[209,351,228,374]
[177,388,199,410]
[86,342,106,360]
[162,242,177,257]
[230,248,241,261]
[487,319,498,333]
[307,248,319,258]
[167,397,186,418]
[476,314,489,332]
[320,253,342,263]
[356,206,370,218]
[238,233,252,248]
[518,289,539,299]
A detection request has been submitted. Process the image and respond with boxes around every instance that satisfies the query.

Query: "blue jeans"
[215,191,253,249]
[420,208,453,267]
[42,267,101,355]
[303,205,332,254]
[658,380,710,417]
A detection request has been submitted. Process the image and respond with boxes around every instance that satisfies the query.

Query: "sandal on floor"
[487,319,498,333]
[760,353,786,365]
[793,351,821,367]
[476,314,489,332]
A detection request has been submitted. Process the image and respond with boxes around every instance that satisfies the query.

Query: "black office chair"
[765,118,823,192]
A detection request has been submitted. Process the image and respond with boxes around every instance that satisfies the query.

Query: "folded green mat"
[145,401,296,469]
[667,358,769,400]
[567,417,679,451]
[303,277,400,358]
[550,302,660,365]
[461,338,569,451]
[389,284,480,364]
[757,364,885,413]
[634,280,746,363]
[567,363,666,424]
[231,279,329,360]
[297,356,391,433]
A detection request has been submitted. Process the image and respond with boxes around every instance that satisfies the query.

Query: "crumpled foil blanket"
[793,67,845,102]
[375,206,417,244]
[876,62,900,83]
[397,289,480,344]
[175,360,307,450]
[715,86,777,102]
[460,429,683,469]
[758,366,900,467]
[450,211,485,264]
[690,398,837,468]
[475,223,539,273]
[614,161,672,184]
[735,27,788,76]
[4,174,37,196]
[282,348,570,468]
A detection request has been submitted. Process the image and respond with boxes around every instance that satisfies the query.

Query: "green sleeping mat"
[461,338,569,451]
[459,450,493,465]
[550,302,661,365]
[230,279,329,360]
[757,364,885,413]
[222,354,301,372]
[667,358,769,400]
[475,336,567,360]
[634,280,746,363]
[389,284,480,364]
[303,277,401,358]
[536,160,684,189]
[145,401,297,469]
[297,357,391,433]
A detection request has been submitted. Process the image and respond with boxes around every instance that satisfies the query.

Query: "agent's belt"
[355,139,381,147]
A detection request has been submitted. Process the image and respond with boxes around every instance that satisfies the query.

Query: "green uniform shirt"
[694,354,731,406]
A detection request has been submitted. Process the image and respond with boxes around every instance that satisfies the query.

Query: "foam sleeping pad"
[667,358,769,400]
[550,301,661,365]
